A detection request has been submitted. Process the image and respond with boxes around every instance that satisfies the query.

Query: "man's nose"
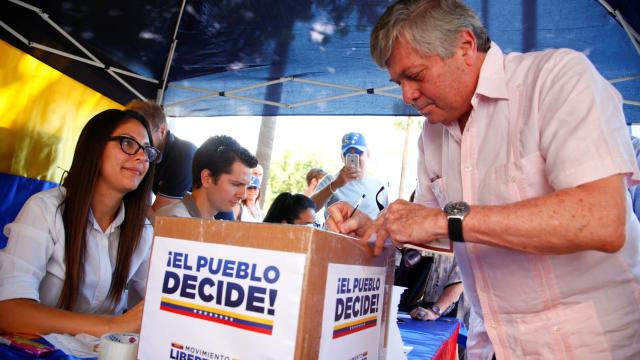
[401,81,419,105]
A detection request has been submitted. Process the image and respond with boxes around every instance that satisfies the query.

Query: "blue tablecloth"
[2,318,465,359]
[0,337,79,360]
[398,317,461,360]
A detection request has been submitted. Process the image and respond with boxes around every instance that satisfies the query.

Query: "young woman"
[238,175,264,222]
[0,109,159,336]
[263,192,318,226]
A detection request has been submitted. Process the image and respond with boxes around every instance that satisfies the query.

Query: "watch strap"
[448,217,464,242]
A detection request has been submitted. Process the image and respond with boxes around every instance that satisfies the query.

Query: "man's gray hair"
[371,0,490,67]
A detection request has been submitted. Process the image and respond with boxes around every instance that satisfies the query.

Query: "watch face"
[445,201,470,216]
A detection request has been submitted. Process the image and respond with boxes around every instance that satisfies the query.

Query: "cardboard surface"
[139,217,394,359]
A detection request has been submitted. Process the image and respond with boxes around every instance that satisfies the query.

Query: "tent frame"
[2,0,639,112]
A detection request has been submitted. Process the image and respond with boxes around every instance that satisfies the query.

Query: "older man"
[328,0,640,358]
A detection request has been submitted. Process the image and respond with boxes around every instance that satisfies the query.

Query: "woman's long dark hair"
[58,109,155,311]
[263,192,316,224]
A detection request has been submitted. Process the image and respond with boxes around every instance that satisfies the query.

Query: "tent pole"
[596,0,640,55]
[157,0,187,104]
[6,0,157,100]
[0,20,29,45]
[615,11,640,56]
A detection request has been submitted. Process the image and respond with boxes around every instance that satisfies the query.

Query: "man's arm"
[410,283,464,320]
[311,166,362,210]
[151,194,180,212]
[369,174,627,256]
[311,176,336,211]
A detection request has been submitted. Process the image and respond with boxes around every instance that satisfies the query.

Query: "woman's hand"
[107,300,145,333]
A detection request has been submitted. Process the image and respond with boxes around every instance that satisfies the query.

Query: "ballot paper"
[42,333,99,358]
[385,286,408,360]
[403,238,453,255]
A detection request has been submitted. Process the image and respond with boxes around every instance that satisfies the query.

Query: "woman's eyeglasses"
[109,135,161,163]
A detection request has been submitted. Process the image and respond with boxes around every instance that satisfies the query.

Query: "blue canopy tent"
[0,0,639,246]
[1,0,638,118]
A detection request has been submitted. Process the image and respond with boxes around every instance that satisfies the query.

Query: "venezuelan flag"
[160,297,275,335]
[0,39,120,247]
[332,315,378,339]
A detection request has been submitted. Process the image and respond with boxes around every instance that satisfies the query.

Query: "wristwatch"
[444,201,470,242]
[430,305,442,316]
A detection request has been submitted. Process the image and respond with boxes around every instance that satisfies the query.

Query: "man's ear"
[200,169,212,187]
[158,123,168,138]
[310,178,318,187]
[458,29,478,66]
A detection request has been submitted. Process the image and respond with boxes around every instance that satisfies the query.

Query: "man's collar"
[474,42,509,101]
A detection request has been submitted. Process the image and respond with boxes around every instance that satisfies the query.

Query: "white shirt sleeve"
[415,128,442,208]
[0,192,61,302]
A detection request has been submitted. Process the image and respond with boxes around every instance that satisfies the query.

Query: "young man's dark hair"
[192,135,258,188]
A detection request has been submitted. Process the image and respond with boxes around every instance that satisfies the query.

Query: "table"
[398,317,461,360]
[2,318,464,359]
[0,337,78,360]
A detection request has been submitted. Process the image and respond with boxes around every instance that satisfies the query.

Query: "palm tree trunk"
[255,20,293,208]
[399,116,412,199]
[256,116,277,208]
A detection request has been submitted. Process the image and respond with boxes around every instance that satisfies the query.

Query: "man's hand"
[335,164,363,188]
[410,306,440,321]
[326,201,373,238]
[363,199,448,255]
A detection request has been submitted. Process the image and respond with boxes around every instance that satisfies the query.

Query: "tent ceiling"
[1,0,639,120]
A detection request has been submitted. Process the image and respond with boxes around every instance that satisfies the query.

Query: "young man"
[154,135,258,220]
[328,0,640,358]
[304,168,327,197]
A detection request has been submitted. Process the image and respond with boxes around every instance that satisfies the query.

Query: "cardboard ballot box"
[138,217,394,360]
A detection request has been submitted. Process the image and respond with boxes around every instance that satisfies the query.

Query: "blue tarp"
[1,0,638,120]
[0,173,58,247]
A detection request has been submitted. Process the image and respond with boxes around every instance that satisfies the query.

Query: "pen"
[350,194,366,218]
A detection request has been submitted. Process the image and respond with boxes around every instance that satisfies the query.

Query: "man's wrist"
[329,178,345,193]
[329,181,337,194]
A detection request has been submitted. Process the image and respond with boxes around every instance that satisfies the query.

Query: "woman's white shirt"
[0,187,153,314]
[239,203,263,223]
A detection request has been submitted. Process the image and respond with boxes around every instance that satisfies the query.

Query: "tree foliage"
[264,150,325,210]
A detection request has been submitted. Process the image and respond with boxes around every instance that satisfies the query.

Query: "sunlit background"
[170,115,423,210]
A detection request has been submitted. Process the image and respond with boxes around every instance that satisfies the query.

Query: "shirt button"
[464,165,472,172]
[510,176,517,183]
[490,323,497,328]
[553,326,559,332]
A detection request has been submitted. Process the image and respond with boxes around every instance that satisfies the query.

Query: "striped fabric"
[0,40,120,247]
